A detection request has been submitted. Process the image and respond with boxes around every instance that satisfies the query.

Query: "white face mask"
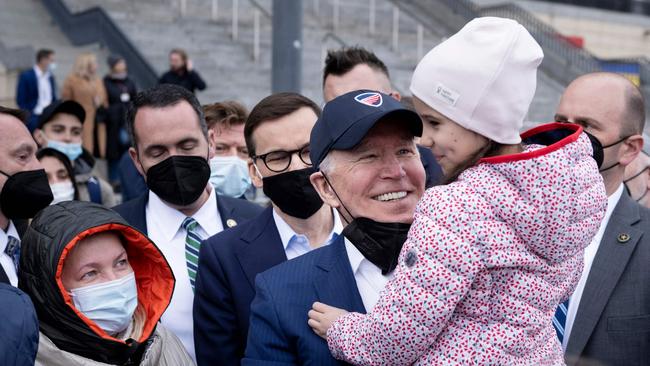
[209,155,251,198]
[69,272,138,334]
[50,181,75,204]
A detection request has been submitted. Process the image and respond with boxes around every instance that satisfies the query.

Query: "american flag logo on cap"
[354,92,383,107]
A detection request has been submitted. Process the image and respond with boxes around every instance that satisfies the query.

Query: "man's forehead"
[0,114,31,143]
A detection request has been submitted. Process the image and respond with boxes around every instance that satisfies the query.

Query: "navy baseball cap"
[38,100,86,129]
[310,90,423,170]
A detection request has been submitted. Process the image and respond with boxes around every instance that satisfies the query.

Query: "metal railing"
[391,0,600,86]
[179,0,271,61]
[40,0,158,88]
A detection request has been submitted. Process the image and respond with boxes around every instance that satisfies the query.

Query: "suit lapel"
[0,266,9,284]
[235,208,287,288]
[566,193,642,357]
[313,237,366,314]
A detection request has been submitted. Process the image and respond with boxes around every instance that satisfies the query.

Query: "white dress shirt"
[273,208,343,260]
[562,184,624,349]
[0,221,19,286]
[145,187,223,362]
[33,65,53,115]
[345,238,394,311]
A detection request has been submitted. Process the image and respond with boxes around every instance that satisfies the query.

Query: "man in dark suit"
[322,46,442,187]
[193,93,343,366]
[243,90,426,364]
[0,106,53,286]
[16,49,57,132]
[113,84,261,362]
[554,72,650,366]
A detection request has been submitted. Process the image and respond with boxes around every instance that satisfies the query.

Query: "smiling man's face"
[315,118,425,224]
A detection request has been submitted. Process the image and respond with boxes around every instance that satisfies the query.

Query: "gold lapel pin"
[226,219,237,228]
[617,233,630,243]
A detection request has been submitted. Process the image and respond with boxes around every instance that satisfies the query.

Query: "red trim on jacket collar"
[56,223,175,344]
[478,123,583,165]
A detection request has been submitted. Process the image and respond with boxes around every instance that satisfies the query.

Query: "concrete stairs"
[59,0,563,129]
[0,0,110,107]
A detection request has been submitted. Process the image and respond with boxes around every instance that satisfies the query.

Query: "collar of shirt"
[562,183,624,348]
[0,221,19,253]
[147,186,221,241]
[344,237,366,274]
[592,183,625,246]
[273,207,343,251]
[33,65,49,79]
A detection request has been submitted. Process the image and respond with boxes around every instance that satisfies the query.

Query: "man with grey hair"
[243,90,425,364]
[113,84,261,361]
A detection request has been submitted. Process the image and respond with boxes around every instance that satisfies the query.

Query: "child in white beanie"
[308,17,608,365]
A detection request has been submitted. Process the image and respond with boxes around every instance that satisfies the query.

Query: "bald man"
[624,151,650,208]
[554,72,650,366]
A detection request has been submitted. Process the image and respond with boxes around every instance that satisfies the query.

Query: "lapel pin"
[226,219,237,228]
[617,233,630,243]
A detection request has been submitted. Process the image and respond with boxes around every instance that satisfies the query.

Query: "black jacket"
[18,201,175,365]
[103,75,137,161]
[159,68,206,93]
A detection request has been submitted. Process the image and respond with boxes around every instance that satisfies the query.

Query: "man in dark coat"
[159,48,207,94]
[113,84,261,361]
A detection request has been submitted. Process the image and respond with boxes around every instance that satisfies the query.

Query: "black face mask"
[0,169,53,219]
[342,217,411,275]
[322,173,410,274]
[145,155,210,206]
[262,167,324,219]
[586,132,630,173]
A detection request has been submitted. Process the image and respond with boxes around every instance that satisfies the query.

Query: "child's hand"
[308,302,349,339]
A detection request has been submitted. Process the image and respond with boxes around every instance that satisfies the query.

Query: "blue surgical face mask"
[209,155,251,198]
[69,271,138,334]
[47,139,83,162]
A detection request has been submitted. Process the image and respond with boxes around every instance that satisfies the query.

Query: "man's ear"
[33,129,46,147]
[389,90,402,102]
[248,160,263,189]
[309,171,340,209]
[207,129,216,160]
[621,135,644,167]
[129,147,146,179]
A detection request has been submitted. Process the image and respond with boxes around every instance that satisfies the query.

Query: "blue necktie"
[553,299,569,343]
[5,235,21,271]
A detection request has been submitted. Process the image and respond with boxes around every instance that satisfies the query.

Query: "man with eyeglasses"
[193,92,343,366]
[624,148,650,208]
[553,72,650,366]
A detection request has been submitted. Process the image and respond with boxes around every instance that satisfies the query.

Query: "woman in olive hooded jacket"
[18,200,194,365]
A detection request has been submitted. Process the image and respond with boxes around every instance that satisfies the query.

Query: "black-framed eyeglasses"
[251,145,312,172]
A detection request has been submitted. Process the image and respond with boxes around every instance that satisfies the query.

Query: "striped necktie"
[553,299,570,344]
[182,217,202,291]
[5,235,21,271]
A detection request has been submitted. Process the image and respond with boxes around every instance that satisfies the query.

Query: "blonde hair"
[72,53,98,79]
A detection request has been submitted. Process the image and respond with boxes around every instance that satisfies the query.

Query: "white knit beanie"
[410,17,543,144]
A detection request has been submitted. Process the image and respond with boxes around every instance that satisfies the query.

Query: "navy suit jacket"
[565,193,650,366]
[194,207,288,366]
[16,68,57,113]
[112,191,263,236]
[243,236,365,366]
